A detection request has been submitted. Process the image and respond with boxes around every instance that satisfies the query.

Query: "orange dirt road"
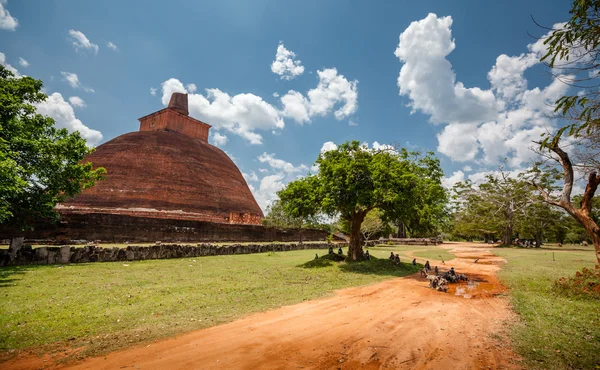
[7,243,523,369]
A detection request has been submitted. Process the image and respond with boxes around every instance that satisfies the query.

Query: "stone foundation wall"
[0,242,344,267]
[3,213,328,244]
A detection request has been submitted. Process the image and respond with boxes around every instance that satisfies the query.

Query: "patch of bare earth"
[2,243,522,369]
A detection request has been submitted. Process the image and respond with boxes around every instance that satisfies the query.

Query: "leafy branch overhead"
[541,0,600,143]
[0,65,105,232]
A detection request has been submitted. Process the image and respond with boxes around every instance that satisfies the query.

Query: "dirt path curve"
[12,243,523,370]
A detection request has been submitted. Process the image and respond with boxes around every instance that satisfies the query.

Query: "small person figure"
[315,253,318,260]
[434,266,439,276]
[449,267,456,276]
[412,258,417,266]
[328,246,333,255]
[338,247,343,255]
[424,260,431,270]
[389,252,395,261]
[395,254,401,264]
[365,250,371,260]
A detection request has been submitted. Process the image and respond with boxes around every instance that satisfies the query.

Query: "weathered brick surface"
[6,213,327,243]
[0,242,344,267]
[60,130,264,224]
[228,212,263,225]
[139,109,210,142]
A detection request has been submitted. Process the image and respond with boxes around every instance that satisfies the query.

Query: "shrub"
[553,265,600,300]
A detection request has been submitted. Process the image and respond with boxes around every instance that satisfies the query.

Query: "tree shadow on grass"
[0,265,34,288]
[300,253,345,268]
[300,255,423,277]
[0,263,92,288]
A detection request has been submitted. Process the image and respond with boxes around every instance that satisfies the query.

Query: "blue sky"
[1,0,573,210]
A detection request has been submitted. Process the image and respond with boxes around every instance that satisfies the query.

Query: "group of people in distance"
[327,246,342,255]
[389,252,401,264]
[326,246,371,260]
[515,238,538,248]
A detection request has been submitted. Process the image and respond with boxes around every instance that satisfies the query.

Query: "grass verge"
[0,247,417,361]
[493,247,600,369]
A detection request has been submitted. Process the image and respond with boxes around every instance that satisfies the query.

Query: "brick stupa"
[59,93,263,225]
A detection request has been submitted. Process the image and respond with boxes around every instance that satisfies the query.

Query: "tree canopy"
[540,0,600,141]
[452,169,564,247]
[278,141,447,261]
[0,65,105,234]
[531,0,600,263]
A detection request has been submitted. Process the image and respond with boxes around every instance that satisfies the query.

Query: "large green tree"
[519,200,564,248]
[278,141,447,261]
[453,170,533,245]
[0,65,105,248]
[387,150,449,238]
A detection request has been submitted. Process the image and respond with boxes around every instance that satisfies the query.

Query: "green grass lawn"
[493,247,600,369]
[0,247,420,360]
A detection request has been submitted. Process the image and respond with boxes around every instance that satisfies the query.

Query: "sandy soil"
[3,242,523,370]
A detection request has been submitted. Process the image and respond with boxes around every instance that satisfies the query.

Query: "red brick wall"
[5,213,328,243]
[139,109,210,142]
[228,212,263,225]
[58,206,228,223]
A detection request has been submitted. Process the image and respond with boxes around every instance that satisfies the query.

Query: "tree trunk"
[348,213,366,261]
[8,237,24,262]
[535,231,542,248]
[397,221,406,239]
[502,225,512,246]
[592,231,600,265]
[579,217,600,264]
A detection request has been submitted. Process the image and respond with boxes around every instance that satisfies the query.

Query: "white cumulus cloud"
[281,68,358,124]
[18,57,29,67]
[68,30,99,54]
[442,170,465,189]
[395,14,499,125]
[320,141,338,153]
[0,52,19,76]
[161,78,284,144]
[35,93,102,146]
[186,83,197,93]
[68,96,86,108]
[211,132,228,146]
[61,72,94,92]
[395,13,572,168]
[271,43,305,80]
[150,87,157,96]
[246,151,314,211]
[258,152,308,173]
[250,174,286,211]
[242,171,259,183]
[0,0,18,31]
